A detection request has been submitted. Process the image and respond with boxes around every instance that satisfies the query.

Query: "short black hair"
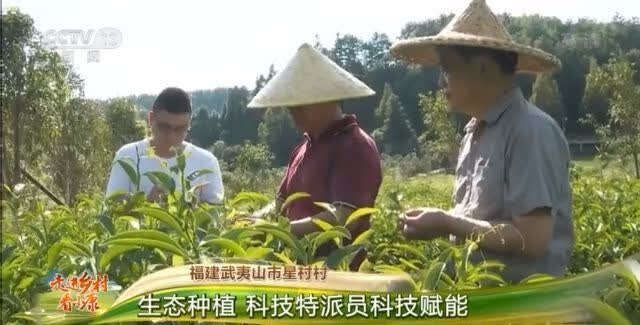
[152,87,191,113]
[448,45,518,75]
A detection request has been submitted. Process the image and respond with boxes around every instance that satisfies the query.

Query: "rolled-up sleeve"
[505,117,570,219]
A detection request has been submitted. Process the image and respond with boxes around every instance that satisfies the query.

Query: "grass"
[573,155,637,177]
[385,155,634,207]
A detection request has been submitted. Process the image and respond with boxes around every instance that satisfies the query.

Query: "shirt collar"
[304,114,359,142]
[464,86,522,133]
[483,86,522,124]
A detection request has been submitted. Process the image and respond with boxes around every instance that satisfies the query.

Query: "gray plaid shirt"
[451,86,573,283]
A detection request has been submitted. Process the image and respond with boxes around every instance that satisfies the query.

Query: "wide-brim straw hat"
[390,0,561,74]
[247,43,375,108]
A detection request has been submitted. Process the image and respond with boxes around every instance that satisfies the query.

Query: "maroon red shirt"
[277,114,382,237]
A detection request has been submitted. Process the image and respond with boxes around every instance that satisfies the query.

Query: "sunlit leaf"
[345,208,378,227]
[280,192,310,213]
[201,238,247,257]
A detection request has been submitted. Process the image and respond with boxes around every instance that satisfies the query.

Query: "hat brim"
[391,33,561,74]
[247,92,374,109]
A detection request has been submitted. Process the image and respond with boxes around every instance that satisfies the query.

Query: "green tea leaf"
[133,207,185,238]
[390,244,429,263]
[116,159,139,186]
[326,245,363,269]
[312,230,350,251]
[422,262,447,291]
[273,252,295,265]
[187,169,215,182]
[469,272,506,285]
[352,229,374,246]
[201,238,247,257]
[280,192,311,213]
[172,255,185,266]
[176,152,187,173]
[144,171,176,194]
[398,258,420,272]
[312,218,334,232]
[476,260,506,272]
[313,202,337,219]
[254,224,302,253]
[106,238,187,257]
[45,241,64,271]
[99,245,139,270]
[345,208,378,227]
[373,264,407,274]
[230,192,270,208]
[111,230,182,249]
[460,241,478,280]
[519,273,556,284]
[245,247,273,260]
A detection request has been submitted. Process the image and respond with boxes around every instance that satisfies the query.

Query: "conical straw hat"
[390,0,561,74]
[247,43,375,108]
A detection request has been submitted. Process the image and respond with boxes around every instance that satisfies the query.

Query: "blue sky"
[3,0,639,99]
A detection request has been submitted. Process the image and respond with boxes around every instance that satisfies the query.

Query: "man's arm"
[402,207,553,258]
[447,208,553,258]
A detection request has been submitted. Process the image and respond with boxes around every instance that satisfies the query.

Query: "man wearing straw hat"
[247,43,382,270]
[393,0,573,282]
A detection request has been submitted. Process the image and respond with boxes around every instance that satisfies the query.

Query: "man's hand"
[147,185,166,203]
[400,206,553,259]
[400,207,454,240]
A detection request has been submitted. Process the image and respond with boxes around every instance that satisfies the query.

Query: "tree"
[258,108,300,166]
[331,34,365,78]
[191,88,229,116]
[372,84,418,156]
[583,56,640,178]
[1,9,71,185]
[104,98,146,153]
[582,58,611,128]
[361,32,392,70]
[252,64,277,98]
[373,82,392,129]
[48,98,111,203]
[190,108,217,148]
[419,90,463,171]
[220,86,256,145]
[222,87,260,145]
[530,73,566,127]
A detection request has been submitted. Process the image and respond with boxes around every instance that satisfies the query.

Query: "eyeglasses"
[155,121,190,135]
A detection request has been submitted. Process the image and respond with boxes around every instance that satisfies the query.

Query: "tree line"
[2,8,639,204]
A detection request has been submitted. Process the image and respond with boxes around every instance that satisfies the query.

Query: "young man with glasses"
[106,87,224,204]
